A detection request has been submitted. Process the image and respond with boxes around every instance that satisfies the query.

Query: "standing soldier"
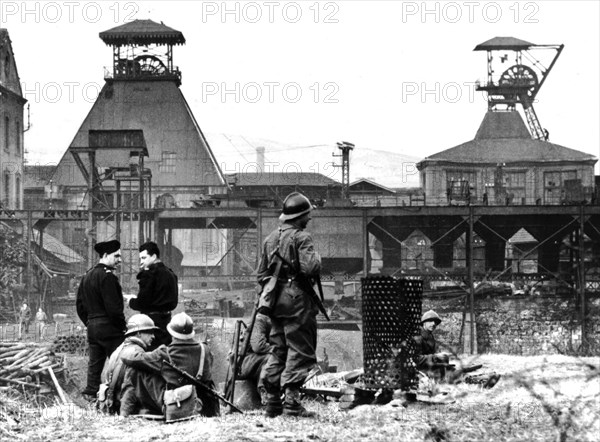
[127,241,178,350]
[76,240,126,400]
[258,192,321,417]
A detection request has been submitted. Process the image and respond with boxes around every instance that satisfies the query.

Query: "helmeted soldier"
[120,312,219,418]
[100,314,158,414]
[258,192,321,417]
[76,239,126,399]
[414,309,449,380]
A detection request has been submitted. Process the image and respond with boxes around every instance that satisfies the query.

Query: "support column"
[468,206,476,354]
[579,205,586,351]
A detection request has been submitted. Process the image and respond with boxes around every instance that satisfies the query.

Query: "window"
[4,116,9,152]
[505,171,526,204]
[3,172,10,207]
[16,121,20,154]
[159,152,176,173]
[544,170,577,204]
[446,169,477,201]
[15,174,21,209]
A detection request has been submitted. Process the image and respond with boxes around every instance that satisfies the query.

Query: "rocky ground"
[1,354,598,441]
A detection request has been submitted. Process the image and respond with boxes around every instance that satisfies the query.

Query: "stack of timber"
[0,342,64,387]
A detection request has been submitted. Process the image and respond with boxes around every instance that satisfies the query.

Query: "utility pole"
[332,141,355,199]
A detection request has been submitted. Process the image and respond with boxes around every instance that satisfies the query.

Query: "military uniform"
[414,327,438,368]
[76,263,126,396]
[258,218,321,415]
[119,339,217,417]
[239,313,272,392]
[101,335,147,414]
[129,262,178,349]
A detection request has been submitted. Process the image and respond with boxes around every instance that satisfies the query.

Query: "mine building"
[418,37,596,207]
[40,20,229,288]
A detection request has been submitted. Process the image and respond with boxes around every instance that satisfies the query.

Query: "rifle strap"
[166,345,205,380]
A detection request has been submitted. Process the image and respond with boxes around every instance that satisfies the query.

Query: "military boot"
[264,390,283,418]
[283,387,315,417]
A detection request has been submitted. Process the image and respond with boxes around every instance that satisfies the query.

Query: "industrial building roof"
[417,111,597,167]
[99,19,185,46]
[226,172,340,187]
[474,37,535,51]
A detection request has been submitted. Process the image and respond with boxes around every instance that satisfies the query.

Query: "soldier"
[127,241,178,350]
[99,314,158,414]
[258,192,321,417]
[120,312,219,419]
[414,309,450,380]
[76,240,126,399]
[238,312,272,404]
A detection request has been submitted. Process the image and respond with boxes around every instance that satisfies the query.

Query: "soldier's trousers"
[85,318,124,394]
[120,370,165,417]
[263,310,317,391]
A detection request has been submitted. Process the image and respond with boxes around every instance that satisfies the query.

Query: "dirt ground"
[2,353,598,442]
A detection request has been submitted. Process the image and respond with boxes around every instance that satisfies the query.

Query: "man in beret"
[127,241,178,350]
[76,239,126,400]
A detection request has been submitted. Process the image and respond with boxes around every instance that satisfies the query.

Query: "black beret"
[94,240,121,256]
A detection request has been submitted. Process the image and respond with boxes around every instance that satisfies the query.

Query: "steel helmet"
[279,192,314,222]
[167,312,195,340]
[421,309,442,325]
[125,314,158,336]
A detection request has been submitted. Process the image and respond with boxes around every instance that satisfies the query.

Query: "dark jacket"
[414,327,437,369]
[76,264,126,332]
[240,313,271,380]
[257,223,321,319]
[121,339,213,388]
[130,262,178,314]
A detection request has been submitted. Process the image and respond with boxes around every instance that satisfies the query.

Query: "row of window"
[2,115,22,154]
[437,168,585,205]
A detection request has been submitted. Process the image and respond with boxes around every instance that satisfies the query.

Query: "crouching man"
[98,314,158,414]
[414,310,450,381]
[238,312,272,404]
[119,312,220,420]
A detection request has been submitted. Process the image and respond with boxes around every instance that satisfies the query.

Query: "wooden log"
[0,376,41,389]
[6,347,43,365]
[27,362,59,374]
[5,348,45,369]
[0,348,26,358]
[24,355,50,369]
[0,344,27,353]
[47,367,68,405]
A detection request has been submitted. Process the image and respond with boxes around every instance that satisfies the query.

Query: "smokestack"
[256,146,265,172]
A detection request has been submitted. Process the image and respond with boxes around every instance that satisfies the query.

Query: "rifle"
[273,250,330,321]
[224,319,243,404]
[162,359,243,414]
[224,301,260,405]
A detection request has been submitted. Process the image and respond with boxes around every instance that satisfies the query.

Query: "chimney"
[256,146,265,172]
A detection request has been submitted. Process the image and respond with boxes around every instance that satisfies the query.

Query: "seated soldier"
[414,310,450,380]
[99,314,158,414]
[238,312,272,404]
[119,312,219,419]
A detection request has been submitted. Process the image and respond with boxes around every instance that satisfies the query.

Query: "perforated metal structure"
[362,276,422,391]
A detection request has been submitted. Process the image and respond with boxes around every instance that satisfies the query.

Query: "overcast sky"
[2,0,599,174]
